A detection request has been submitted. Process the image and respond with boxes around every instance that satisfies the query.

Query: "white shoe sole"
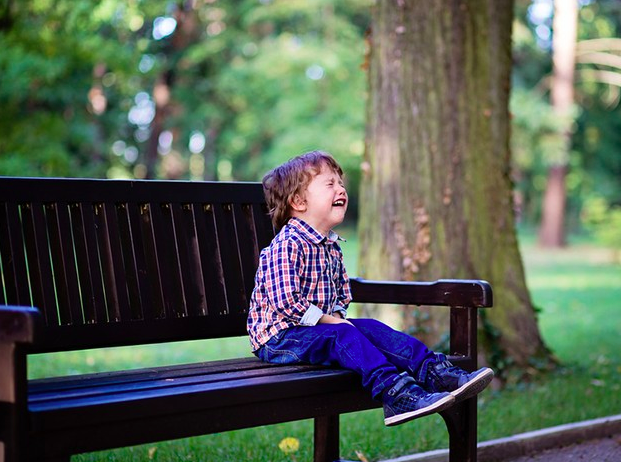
[451,367,494,402]
[384,394,455,427]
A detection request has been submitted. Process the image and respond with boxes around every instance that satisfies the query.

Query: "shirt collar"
[287,217,345,245]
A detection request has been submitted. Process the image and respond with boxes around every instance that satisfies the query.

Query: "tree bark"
[359,0,553,379]
[539,0,578,247]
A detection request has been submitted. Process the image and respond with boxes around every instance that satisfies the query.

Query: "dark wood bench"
[0,177,492,462]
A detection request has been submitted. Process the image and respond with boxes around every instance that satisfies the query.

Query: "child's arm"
[261,238,324,326]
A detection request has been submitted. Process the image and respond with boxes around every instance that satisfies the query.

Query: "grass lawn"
[28,233,621,462]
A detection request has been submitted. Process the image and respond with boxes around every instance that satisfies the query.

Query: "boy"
[247,151,493,426]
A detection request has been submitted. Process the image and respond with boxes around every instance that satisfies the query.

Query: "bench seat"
[28,358,371,458]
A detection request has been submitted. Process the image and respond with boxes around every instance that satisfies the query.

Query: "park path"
[504,435,621,461]
[385,414,621,462]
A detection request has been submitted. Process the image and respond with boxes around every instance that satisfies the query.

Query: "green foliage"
[0,0,370,195]
[581,196,621,260]
[511,90,576,169]
[214,0,368,182]
[509,89,589,224]
[0,0,143,177]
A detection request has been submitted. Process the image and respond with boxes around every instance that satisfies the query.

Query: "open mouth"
[332,199,346,207]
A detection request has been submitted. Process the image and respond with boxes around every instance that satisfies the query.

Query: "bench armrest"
[350,278,492,365]
[0,306,38,345]
[349,278,492,307]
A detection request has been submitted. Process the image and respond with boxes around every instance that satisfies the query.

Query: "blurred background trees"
[511,0,621,248]
[1,0,618,245]
[0,0,370,204]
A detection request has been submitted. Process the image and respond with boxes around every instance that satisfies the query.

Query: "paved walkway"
[383,414,621,462]
[505,435,621,461]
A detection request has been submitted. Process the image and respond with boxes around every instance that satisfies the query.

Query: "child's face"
[291,164,348,236]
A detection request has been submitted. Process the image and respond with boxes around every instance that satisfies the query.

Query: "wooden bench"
[0,177,492,462]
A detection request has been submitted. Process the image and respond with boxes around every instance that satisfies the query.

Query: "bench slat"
[101,202,132,322]
[29,363,332,408]
[69,203,98,324]
[173,203,207,317]
[193,203,228,317]
[114,203,143,321]
[234,203,261,304]
[214,203,246,314]
[91,203,120,322]
[0,203,31,306]
[58,203,86,325]
[151,202,187,319]
[44,203,71,324]
[33,313,248,353]
[20,204,44,314]
[21,203,57,323]
[28,357,264,392]
[136,203,166,320]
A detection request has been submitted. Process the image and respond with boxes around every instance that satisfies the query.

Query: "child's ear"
[290,194,306,212]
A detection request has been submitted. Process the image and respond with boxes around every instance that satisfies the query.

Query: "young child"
[247,150,493,426]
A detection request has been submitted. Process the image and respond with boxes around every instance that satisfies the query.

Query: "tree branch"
[576,38,621,53]
[576,69,621,88]
[576,51,621,71]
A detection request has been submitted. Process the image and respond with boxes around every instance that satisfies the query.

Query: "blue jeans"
[255,318,435,399]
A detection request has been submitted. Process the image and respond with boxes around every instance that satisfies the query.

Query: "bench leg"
[314,415,340,462]
[440,398,478,462]
[1,345,29,462]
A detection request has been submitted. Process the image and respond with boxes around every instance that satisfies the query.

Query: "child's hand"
[319,314,354,326]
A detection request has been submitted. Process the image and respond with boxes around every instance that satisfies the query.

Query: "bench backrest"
[0,177,274,353]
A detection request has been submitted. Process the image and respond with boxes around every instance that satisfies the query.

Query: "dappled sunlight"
[526,270,620,289]
[521,242,621,368]
[523,243,621,289]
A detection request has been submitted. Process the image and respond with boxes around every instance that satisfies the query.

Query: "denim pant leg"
[349,318,436,379]
[256,323,400,399]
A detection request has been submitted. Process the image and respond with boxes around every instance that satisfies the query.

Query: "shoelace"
[435,360,466,376]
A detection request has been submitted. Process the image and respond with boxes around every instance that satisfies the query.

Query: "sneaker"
[383,372,455,426]
[423,354,494,402]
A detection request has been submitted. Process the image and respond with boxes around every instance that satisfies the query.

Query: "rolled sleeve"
[333,304,347,319]
[300,304,324,326]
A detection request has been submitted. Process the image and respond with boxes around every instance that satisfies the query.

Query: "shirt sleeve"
[332,304,347,319]
[263,238,314,324]
[300,304,324,325]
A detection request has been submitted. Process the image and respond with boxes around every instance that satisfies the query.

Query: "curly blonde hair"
[262,151,343,230]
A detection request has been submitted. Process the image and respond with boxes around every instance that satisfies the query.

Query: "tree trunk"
[539,164,568,246]
[359,0,553,380]
[145,4,200,179]
[539,0,578,247]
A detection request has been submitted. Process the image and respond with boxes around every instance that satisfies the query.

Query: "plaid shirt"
[247,217,352,352]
